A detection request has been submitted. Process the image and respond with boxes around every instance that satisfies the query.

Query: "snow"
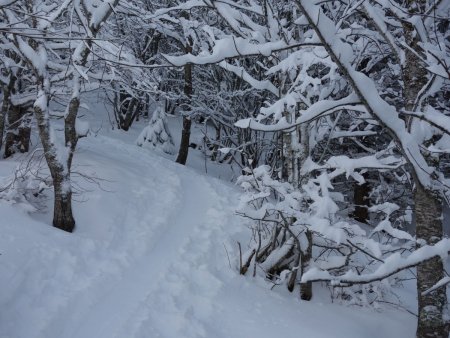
[298,0,447,191]
[0,0,16,6]
[303,238,450,285]
[163,37,318,67]
[75,119,90,138]
[219,61,279,96]
[0,122,416,338]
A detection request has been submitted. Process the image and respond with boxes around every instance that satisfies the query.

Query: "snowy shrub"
[236,163,428,308]
[0,151,51,211]
[137,106,175,155]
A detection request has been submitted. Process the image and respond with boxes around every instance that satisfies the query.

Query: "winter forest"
[1,0,450,337]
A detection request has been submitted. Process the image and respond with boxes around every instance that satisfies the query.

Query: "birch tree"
[1,0,120,232]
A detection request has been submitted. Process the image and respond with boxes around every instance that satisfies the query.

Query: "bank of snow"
[0,133,415,338]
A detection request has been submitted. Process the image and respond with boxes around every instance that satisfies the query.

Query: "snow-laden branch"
[296,0,445,190]
[302,154,404,177]
[400,108,450,135]
[302,238,450,285]
[162,37,320,66]
[362,2,404,63]
[0,0,17,7]
[219,61,279,97]
[235,94,365,132]
[422,277,450,296]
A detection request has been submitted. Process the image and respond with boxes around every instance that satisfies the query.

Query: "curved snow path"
[66,176,225,338]
[0,134,415,338]
[36,136,240,338]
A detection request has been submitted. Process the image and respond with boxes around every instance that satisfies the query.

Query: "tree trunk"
[300,229,312,300]
[118,94,139,131]
[4,105,31,158]
[176,35,193,165]
[0,74,14,151]
[176,116,191,165]
[0,96,8,152]
[282,110,313,299]
[415,185,447,338]
[53,173,75,232]
[34,89,76,233]
[353,173,370,223]
[401,2,448,335]
[176,11,193,166]
[298,123,313,300]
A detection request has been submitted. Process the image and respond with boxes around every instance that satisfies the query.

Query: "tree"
[1,0,120,232]
[162,1,450,336]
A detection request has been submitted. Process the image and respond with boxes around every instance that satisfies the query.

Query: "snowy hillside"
[0,131,415,338]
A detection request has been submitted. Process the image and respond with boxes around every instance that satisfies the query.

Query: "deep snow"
[0,117,416,338]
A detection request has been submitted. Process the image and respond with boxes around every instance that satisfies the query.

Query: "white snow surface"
[0,129,415,338]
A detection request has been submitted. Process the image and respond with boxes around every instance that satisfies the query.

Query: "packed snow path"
[0,134,414,338]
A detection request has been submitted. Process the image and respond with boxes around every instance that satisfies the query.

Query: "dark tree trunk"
[118,95,138,131]
[4,105,31,158]
[300,229,312,300]
[0,73,14,151]
[176,33,193,165]
[53,174,75,233]
[176,116,191,165]
[353,173,370,223]
[0,98,7,152]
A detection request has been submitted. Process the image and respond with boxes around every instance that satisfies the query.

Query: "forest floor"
[0,109,416,338]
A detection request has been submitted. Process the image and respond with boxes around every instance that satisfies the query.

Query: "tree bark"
[353,173,370,223]
[300,229,312,300]
[401,3,448,335]
[0,73,14,152]
[175,10,194,165]
[415,185,447,338]
[4,105,31,158]
[117,94,139,131]
[34,86,75,233]
[176,36,193,165]
[176,116,191,165]
[298,123,312,300]
[52,173,75,232]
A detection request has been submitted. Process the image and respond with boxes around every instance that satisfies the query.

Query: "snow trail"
[67,176,224,338]
[0,134,415,338]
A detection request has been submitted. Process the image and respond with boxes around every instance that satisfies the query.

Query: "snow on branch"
[302,154,404,179]
[162,37,320,67]
[296,0,446,190]
[422,277,450,296]
[235,94,366,132]
[0,0,17,7]
[219,61,279,97]
[302,238,450,285]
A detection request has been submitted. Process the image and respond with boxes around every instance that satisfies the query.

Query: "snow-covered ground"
[0,115,416,338]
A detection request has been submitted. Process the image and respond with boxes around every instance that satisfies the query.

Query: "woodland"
[1,1,450,337]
